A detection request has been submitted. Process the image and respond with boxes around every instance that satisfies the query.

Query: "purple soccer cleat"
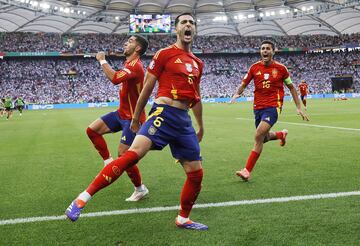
[65,200,84,222]
[176,219,208,230]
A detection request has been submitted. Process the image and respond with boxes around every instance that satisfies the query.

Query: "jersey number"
[262,80,271,88]
[188,74,194,84]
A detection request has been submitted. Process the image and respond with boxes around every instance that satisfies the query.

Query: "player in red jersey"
[298,80,309,110]
[86,35,149,201]
[66,13,208,230]
[230,40,309,181]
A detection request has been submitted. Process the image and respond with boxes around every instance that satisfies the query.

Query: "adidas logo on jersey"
[174,58,182,64]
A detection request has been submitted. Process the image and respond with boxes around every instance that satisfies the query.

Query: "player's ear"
[135,44,141,53]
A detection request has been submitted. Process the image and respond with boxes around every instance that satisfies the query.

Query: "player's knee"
[255,132,265,143]
[187,168,203,184]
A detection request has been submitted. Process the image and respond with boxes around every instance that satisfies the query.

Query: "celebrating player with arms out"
[230,40,309,181]
[66,13,208,230]
[298,80,309,110]
[86,35,149,202]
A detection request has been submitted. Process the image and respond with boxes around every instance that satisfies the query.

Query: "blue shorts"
[101,111,135,146]
[254,107,280,128]
[138,103,201,162]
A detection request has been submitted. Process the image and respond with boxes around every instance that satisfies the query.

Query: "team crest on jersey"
[149,60,155,69]
[272,69,278,78]
[185,63,192,72]
[264,73,270,80]
[148,126,157,135]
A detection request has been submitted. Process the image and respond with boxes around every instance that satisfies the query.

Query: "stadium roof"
[0,0,359,35]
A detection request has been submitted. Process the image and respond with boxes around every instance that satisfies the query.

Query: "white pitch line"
[236,117,360,131]
[1,191,359,226]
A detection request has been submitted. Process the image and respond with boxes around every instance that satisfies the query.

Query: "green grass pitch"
[1,99,359,245]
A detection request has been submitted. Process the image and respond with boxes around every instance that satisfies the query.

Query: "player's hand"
[229,94,240,104]
[297,108,310,121]
[130,118,141,133]
[196,127,204,143]
[96,52,106,61]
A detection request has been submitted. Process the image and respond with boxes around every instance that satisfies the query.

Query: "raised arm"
[96,52,116,82]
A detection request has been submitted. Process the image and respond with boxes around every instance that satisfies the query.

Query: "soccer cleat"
[125,185,149,202]
[236,168,250,181]
[176,219,208,231]
[280,129,288,147]
[65,200,84,222]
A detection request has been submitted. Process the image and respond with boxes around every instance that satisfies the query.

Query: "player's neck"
[174,40,192,52]
[125,53,139,63]
[262,59,273,67]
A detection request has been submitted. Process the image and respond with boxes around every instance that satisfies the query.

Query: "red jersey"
[242,60,290,110]
[147,44,203,106]
[112,58,146,123]
[298,82,308,96]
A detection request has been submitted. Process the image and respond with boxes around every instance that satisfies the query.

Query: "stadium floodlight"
[64,8,70,13]
[270,11,275,16]
[40,3,50,9]
[265,12,270,17]
[82,11,86,15]
[301,6,306,11]
[247,14,255,18]
[279,10,285,15]
[30,1,38,6]
[115,16,119,20]
[259,13,264,17]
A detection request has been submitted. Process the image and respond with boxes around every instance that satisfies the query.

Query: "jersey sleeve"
[242,65,254,85]
[112,66,136,85]
[282,66,292,85]
[147,49,168,78]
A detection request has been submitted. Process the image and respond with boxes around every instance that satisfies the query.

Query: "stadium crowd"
[1,32,360,53]
[1,51,359,104]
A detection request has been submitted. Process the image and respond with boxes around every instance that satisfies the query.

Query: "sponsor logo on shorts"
[148,126,157,135]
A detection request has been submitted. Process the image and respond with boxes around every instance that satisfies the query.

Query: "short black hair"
[261,40,275,51]
[133,35,148,56]
[174,13,195,27]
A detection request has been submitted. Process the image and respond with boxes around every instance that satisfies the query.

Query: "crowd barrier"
[27,93,360,110]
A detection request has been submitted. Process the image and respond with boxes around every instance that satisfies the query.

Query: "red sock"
[126,164,142,187]
[86,127,110,160]
[245,150,260,172]
[275,131,284,140]
[86,150,139,196]
[179,169,203,218]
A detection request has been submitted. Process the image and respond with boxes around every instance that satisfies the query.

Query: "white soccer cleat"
[125,185,149,202]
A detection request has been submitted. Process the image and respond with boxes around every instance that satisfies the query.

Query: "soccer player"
[66,13,207,230]
[86,35,150,202]
[14,97,25,116]
[230,40,309,181]
[298,80,309,110]
[0,98,5,118]
[4,97,13,120]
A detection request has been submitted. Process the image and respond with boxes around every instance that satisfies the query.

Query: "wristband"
[100,60,108,66]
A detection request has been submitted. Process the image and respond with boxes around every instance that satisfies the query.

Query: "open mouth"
[184,30,192,37]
